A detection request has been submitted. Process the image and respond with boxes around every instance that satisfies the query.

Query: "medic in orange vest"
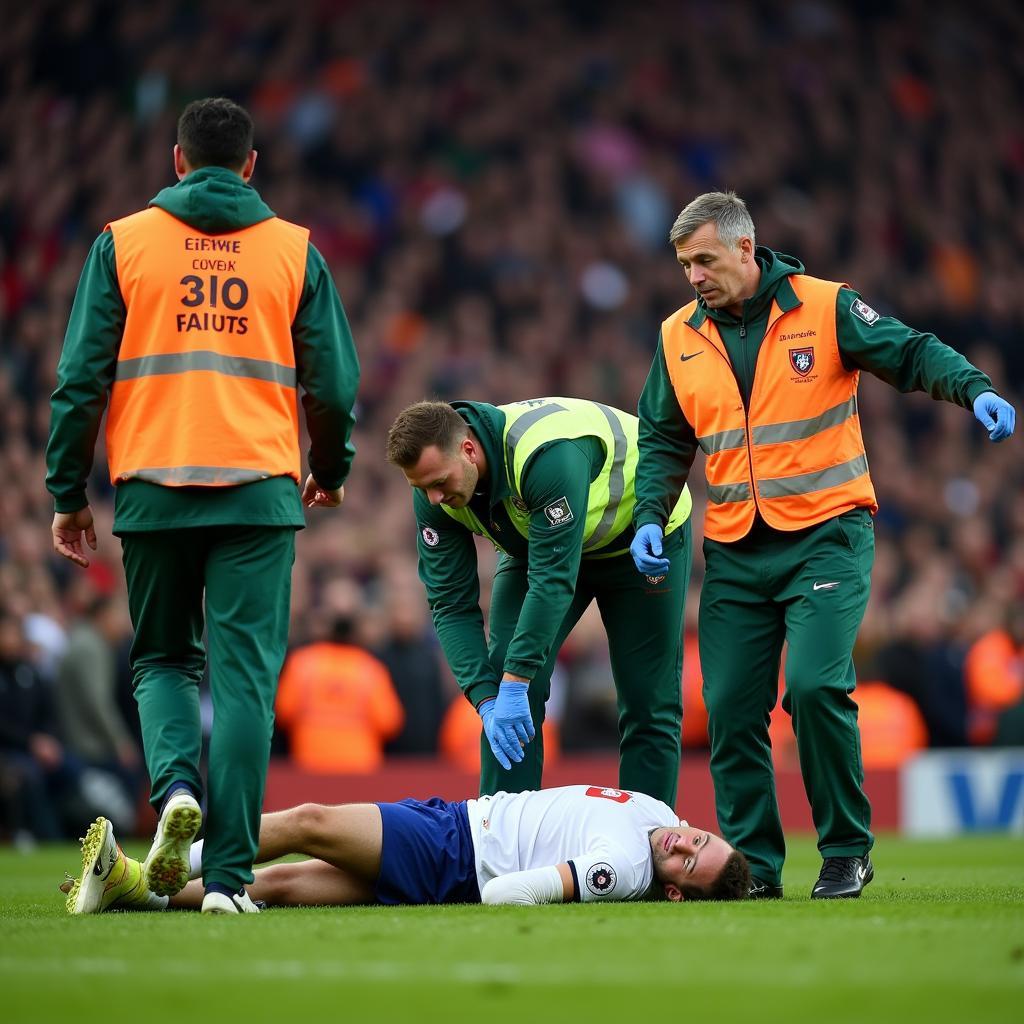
[630,191,1015,901]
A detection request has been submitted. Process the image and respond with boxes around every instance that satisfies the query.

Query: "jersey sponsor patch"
[586,862,617,896]
[421,526,440,547]
[543,496,574,527]
[851,298,880,325]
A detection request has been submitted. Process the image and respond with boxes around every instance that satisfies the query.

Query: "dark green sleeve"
[45,231,124,513]
[292,243,360,490]
[837,288,992,408]
[503,439,593,680]
[413,490,498,708]
[634,333,699,529]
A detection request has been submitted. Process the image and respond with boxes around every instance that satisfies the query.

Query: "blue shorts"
[374,797,481,905]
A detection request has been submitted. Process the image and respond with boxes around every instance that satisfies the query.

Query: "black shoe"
[811,855,873,899]
[748,877,784,899]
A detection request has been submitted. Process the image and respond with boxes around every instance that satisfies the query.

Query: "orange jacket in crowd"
[275,642,404,773]
[964,629,1024,744]
[768,677,927,769]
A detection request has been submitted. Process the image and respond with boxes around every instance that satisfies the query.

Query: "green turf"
[2,834,1022,1023]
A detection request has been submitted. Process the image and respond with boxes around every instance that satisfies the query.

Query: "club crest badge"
[421,526,440,547]
[789,347,815,377]
[851,298,880,325]
[645,575,666,586]
[544,496,574,527]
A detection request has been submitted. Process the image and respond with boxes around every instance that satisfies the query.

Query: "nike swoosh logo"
[813,581,840,591]
[679,351,704,362]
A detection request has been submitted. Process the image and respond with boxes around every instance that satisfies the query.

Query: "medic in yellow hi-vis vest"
[661,274,878,542]
[106,207,309,486]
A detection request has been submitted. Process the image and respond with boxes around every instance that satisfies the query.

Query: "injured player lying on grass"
[62,785,751,913]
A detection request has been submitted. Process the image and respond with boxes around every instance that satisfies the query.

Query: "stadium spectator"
[0,610,84,842]
[630,190,1015,901]
[374,585,448,756]
[963,603,1024,744]
[275,610,405,773]
[386,397,692,805]
[43,97,359,914]
[64,783,750,914]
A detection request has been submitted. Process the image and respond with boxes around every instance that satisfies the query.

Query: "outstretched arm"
[481,864,575,905]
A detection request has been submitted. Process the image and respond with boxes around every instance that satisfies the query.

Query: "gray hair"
[668,191,755,248]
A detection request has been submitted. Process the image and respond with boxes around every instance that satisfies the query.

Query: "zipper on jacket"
[743,305,793,524]
[687,320,763,522]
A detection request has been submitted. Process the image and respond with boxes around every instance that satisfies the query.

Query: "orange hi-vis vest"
[661,274,878,542]
[105,207,309,486]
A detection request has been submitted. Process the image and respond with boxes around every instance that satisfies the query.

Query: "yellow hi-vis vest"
[440,397,692,554]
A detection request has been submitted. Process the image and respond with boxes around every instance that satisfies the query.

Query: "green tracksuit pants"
[699,509,875,886]
[480,520,691,805]
[120,526,296,892]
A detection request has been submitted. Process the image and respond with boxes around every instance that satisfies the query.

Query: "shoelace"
[817,857,857,883]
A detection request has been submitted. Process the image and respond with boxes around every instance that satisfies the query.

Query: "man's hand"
[478,700,511,770]
[630,523,670,576]
[51,506,97,569]
[302,475,345,508]
[480,680,535,769]
[972,392,1016,442]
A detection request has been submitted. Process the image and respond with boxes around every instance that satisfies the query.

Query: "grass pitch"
[2,834,1021,1024]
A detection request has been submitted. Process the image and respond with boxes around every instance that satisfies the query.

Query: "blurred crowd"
[2,0,1023,841]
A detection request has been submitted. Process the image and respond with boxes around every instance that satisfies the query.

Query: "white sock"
[143,891,170,911]
[189,839,204,881]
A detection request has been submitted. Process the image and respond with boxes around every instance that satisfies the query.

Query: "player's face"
[403,442,481,509]
[674,222,754,317]
[650,825,733,901]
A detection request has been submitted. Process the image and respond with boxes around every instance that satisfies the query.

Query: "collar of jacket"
[450,400,512,509]
[686,247,803,329]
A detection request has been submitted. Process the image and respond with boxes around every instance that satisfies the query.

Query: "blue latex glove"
[972,391,1016,442]
[630,523,670,576]
[482,681,535,769]
[478,699,511,770]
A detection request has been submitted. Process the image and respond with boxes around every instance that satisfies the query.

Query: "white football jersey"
[466,785,680,902]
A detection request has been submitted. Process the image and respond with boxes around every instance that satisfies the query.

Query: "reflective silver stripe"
[120,466,275,485]
[706,481,751,504]
[582,402,628,552]
[115,351,297,388]
[752,398,857,447]
[758,453,869,499]
[697,427,747,456]
[504,403,567,485]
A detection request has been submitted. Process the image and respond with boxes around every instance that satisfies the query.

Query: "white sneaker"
[143,791,202,897]
[201,889,261,914]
